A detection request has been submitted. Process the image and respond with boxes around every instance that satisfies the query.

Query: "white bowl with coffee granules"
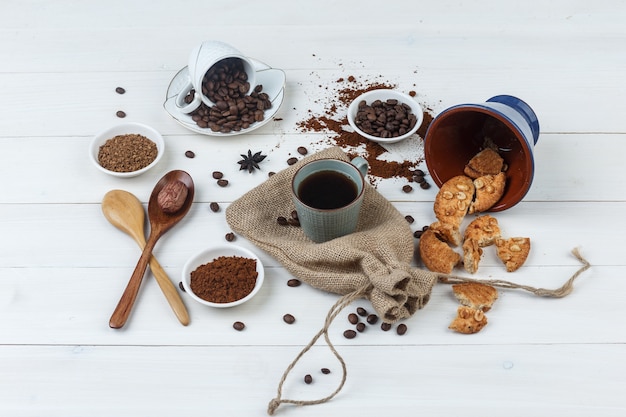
[90,122,165,178]
[181,244,265,308]
[347,89,424,144]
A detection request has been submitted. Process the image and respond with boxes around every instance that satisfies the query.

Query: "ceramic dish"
[424,95,540,211]
[181,244,265,308]
[163,58,285,136]
[89,122,164,178]
[347,89,424,144]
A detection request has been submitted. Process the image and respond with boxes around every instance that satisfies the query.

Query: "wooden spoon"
[102,189,190,326]
[109,170,195,329]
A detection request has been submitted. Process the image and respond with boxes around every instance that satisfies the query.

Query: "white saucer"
[163,58,286,136]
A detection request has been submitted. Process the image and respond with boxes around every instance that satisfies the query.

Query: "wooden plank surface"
[0,1,623,416]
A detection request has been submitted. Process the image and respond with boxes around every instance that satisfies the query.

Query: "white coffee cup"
[175,40,256,114]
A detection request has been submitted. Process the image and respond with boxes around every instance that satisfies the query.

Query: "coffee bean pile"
[186,58,272,133]
[343,306,408,338]
[353,98,418,139]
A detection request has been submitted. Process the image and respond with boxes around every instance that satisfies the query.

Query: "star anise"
[237,150,267,173]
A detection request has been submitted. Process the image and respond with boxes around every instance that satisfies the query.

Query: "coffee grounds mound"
[296,75,434,184]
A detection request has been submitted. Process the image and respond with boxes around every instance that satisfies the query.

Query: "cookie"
[433,175,475,227]
[469,172,506,213]
[495,237,531,272]
[462,238,483,274]
[448,305,488,334]
[429,221,462,247]
[451,282,498,312]
[463,148,504,179]
[463,215,501,247]
[419,228,461,274]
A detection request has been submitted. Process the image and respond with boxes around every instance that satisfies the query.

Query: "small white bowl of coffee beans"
[347,89,424,144]
[181,244,265,308]
[90,122,165,178]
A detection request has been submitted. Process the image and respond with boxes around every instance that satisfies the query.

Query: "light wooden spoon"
[108,170,195,329]
[102,189,190,326]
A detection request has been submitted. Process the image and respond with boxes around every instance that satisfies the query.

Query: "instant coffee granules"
[190,256,258,303]
[98,134,157,172]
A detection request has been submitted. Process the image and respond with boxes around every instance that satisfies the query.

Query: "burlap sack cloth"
[225,147,591,415]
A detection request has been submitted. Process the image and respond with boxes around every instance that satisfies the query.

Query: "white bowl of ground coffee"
[90,122,165,178]
[181,244,265,308]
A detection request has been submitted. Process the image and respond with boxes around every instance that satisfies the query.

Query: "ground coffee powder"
[190,256,258,303]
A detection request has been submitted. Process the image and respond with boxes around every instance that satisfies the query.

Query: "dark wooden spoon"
[109,170,195,329]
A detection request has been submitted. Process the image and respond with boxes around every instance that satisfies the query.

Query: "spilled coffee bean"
[209,202,220,212]
[287,278,301,287]
[233,321,245,331]
[343,329,357,339]
[283,313,296,324]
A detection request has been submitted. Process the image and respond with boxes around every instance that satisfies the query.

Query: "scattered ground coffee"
[296,76,435,185]
[189,256,258,303]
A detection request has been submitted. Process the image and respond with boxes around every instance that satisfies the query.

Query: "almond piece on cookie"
[451,282,498,312]
[495,237,531,272]
[464,215,502,247]
[448,305,488,334]
[469,172,506,214]
[463,148,504,179]
[434,175,475,227]
[419,228,461,274]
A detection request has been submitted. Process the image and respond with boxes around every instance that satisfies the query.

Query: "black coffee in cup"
[297,170,357,210]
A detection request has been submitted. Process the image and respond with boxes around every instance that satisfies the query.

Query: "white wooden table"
[1,1,624,416]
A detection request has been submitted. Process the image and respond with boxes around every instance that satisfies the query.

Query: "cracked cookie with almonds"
[418,228,461,274]
[462,238,483,274]
[449,282,498,334]
[451,282,499,312]
[469,172,506,214]
[448,305,489,334]
[429,221,463,247]
[434,175,475,227]
[463,148,504,179]
[464,215,501,247]
[495,237,531,272]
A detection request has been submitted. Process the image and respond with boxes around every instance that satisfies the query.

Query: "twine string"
[267,248,590,415]
[437,248,591,297]
[267,285,370,415]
